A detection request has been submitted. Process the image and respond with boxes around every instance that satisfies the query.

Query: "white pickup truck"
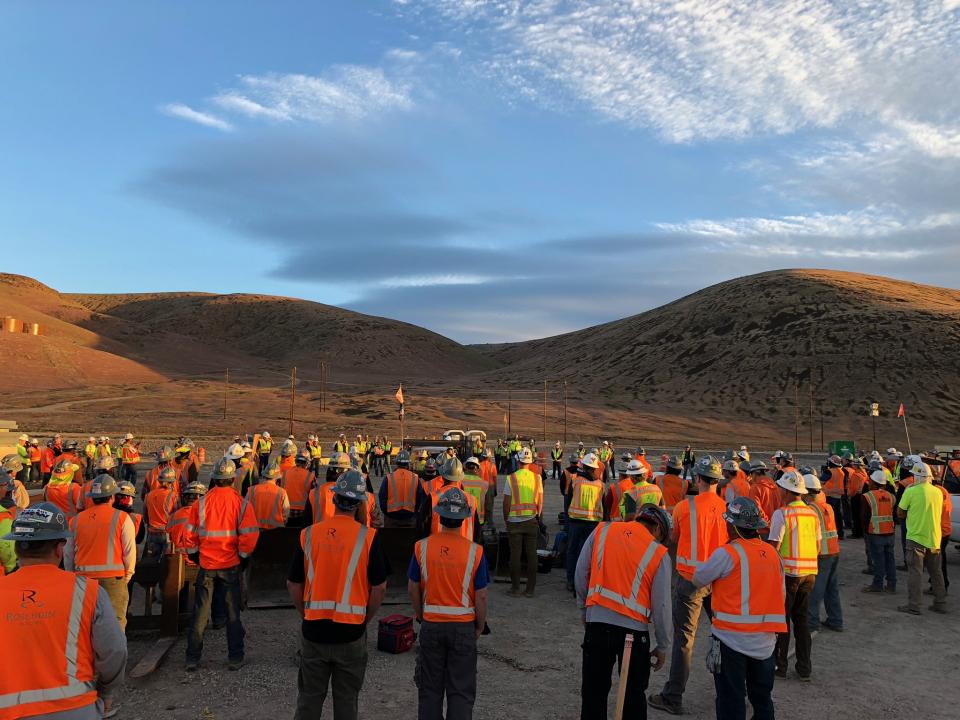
[952,494,960,543]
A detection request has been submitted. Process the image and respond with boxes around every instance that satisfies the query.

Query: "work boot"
[861,568,874,575]
[228,657,245,671]
[647,693,682,715]
[929,605,948,614]
[896,605,921,616]
[884,585,896,594]
[185,659,199,672]
[861,585,883,593]
[507,588,522,597]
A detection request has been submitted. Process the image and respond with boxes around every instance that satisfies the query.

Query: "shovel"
[614,632,634,720]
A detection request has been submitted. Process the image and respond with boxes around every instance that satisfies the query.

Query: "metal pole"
[563,380,568,445]
[819,411,824,452]
[794,376,799,453]
[872,413,877,451]
[543,379,547,446]
[289,366,297,436]
[902,412,913,455]
[808,370,814,453]
[508,389,512,435]
[223,368,228,421]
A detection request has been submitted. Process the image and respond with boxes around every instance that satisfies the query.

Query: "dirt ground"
[115,461,960,720]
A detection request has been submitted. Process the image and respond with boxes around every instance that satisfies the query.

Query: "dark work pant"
[566,520,598,586]
[850,493,864,537]
[661,577,712,704]
[415,622,477,720]
[713,640,775,720]
[258,453,270,474]
[121,462,137,484]
[940,535,950,589]
[186,566,245,662]
[825,496,845,538]
[507,518,539,593]
[552,461,562,480]
[581,623,650,720]
[682,463,692,481]
[867,533,896,589]
[296,631,368,720]
[776,574,815,677]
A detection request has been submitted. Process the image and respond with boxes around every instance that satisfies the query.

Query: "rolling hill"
[473,269,960,439]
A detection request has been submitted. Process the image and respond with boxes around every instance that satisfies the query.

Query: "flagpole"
[902,411,912,455]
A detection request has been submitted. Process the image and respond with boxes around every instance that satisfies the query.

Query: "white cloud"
[414,1,960,151]
[160,103,233,132]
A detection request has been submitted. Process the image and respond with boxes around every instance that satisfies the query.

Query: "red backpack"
[377,614,416,654]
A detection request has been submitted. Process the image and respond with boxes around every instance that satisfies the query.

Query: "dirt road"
[120,469,959,720]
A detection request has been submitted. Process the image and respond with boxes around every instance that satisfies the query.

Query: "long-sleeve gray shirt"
[64,509,137,581]
[30,585,128,720]
[575,525,672,651]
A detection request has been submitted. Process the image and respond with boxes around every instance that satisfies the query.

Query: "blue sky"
[2,1,958,342]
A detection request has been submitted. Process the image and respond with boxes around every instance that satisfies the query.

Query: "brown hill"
[474,269,960,444]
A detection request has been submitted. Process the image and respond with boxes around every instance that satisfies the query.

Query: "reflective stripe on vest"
[865,491,894,534]
[676,497,699,570]
[242,484,286,528]
[461,477,487,523]
[303,523,369,617]
[75,509,124,575]
[387,471,418,513]
[809,502,838,555]
[420,537,479,617]
[0,575,98,712]
[712,542,787,628]
[507,471,538,518]
[568,478,603,522]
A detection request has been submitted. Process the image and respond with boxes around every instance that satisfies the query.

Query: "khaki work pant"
[295,631,368,720]
[98,576,130,632]
[507,518,539,594]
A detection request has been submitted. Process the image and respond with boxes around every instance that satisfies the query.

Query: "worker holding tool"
[693,497,786,720]
[576,497,673,720]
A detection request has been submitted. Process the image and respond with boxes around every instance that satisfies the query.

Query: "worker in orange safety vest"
[242,460,290,529]
[693,496,786,720]
[44,458,83,518]
[379,449,427,527]
[1,502,127,718]
[657,456,690,512]
[287,470,387,719]
[183,458,260,671]
[803,471,842,633]
[280,453,313,523]
[409,487,490,720]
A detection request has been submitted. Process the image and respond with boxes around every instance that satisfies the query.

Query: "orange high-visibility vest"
[279,455,296,472]
[430,486,476,540]
[0,565,99,717]
[386,468,420,514]
[166,505,196,564]
[674,491,728,580]
[506,468,542,520]
[605,478,634,516]
[585,522,667,623]
[778,501,820,576]
[947,459,960,480]
[420,475,444,496]
[242,482,288,529]
[656,473,689,511]
[185,486,260,570]
[461,475,489,523]
[725,476,751,502]
[864,490,895,534]
[129,512,143,537]
[416,534,483,623]
[748,478,781,532]
[309,482,336,522]
[712,539,788,634]
[822,467,846,498]
[44,482,82,518]
[480,459,497,488]
[568,477,604,522]
[281,466,312,512]
[145,486,178,531]
[121,443,140,464]
[300,515,374,623]
[71,506,131,578]
[809,499,839,555]
[845,467,869,495]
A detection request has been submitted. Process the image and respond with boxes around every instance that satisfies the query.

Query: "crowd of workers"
[1,429,956,720]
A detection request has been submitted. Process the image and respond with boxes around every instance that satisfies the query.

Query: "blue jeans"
[121,462,137,484]
[566,520,598,586]
[186,566,245,662]
[808,554,842,630]
[713,640,775,720]
[867,534,896,590]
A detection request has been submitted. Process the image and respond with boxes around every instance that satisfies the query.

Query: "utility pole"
[318,360,326,413]
[808,368,814,453]
[794,374,799,453]
[508,389,512,435]
[563,380,568,445]
[223,368,229,421]
[543,379,547,446]
[289,366,297,436]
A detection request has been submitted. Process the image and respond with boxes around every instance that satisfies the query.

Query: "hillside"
[474,269,960,440]
[0,274,497,393]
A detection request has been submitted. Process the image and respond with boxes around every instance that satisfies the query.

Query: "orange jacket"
[748,477,781,532]
[0,565,99,717]
[822,467,846,498]
[585,522,666,623]
[44,482,82,518]
[145,486,179,531]
[299,515,374,623]
[656,472,689,511]
[712,539,788,634]
[184,486,260,570]
[673,491,728,580]
[166,505,197,565]
[415,533,483,623]
[144,464,180,498]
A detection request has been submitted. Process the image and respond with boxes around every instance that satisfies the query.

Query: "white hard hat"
[623,459,649,477]
[803,473,821,491]
[909,461,931,482]
[870,469,889,486]
[776,469,807,495]
[602,440,610,446]
[903,454,922,471]
[88,436,96,442]
[262,431,271,438]
[225,443,245,460]
[581,453,600,469]
[518,447,533,463]
[18,434,28,442]
[125,433,134,440]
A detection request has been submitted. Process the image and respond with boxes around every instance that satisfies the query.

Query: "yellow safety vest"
[779,501,820,576]
[461,475,489,523]
[507,468,540,520]
[567,477,603,522]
